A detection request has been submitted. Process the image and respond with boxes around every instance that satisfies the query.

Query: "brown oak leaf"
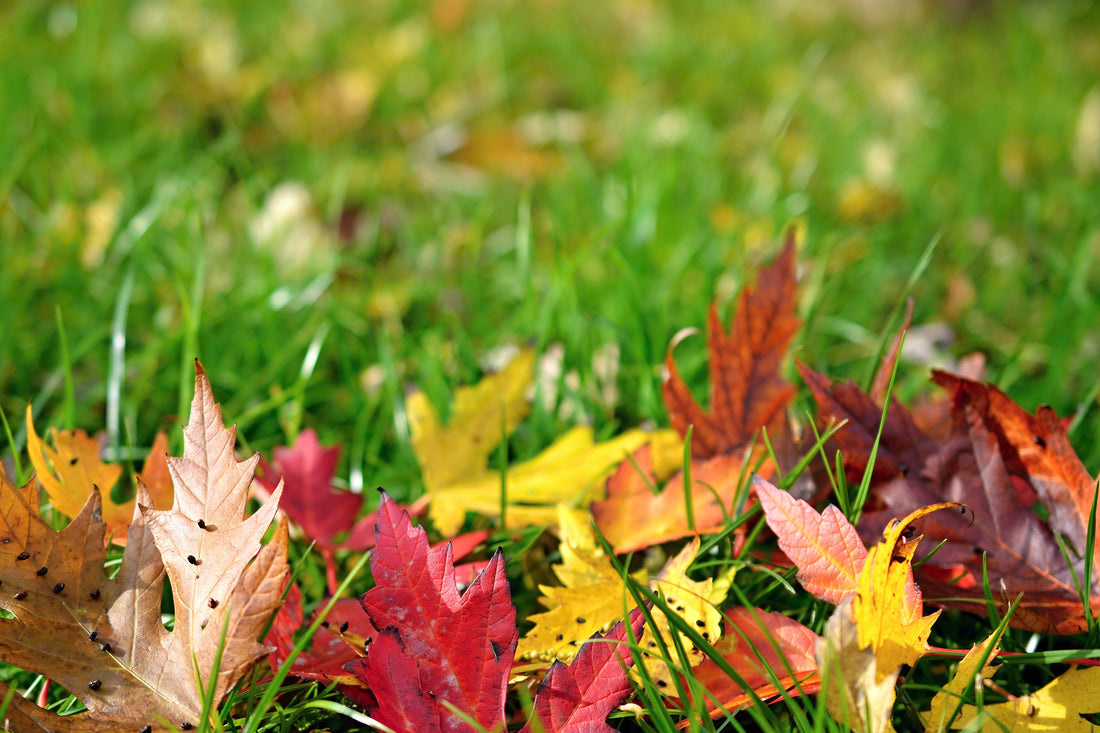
[0,362,288,730]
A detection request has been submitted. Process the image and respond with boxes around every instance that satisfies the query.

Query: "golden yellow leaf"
[518,508,727,693]
[516,506,643,664]
[409,348,663,535]
[926,631,1100,732]
[636,536,728,689]
[924,631,1002,732]
[853,504,952,679]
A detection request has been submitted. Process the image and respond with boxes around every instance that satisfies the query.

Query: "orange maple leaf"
[593,234,801,553]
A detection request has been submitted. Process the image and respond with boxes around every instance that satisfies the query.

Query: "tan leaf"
[0,363,287,730]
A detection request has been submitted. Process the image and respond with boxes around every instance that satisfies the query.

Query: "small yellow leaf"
[636,536,725,689]
[927,631,1100,732]
[924,631,1003,732]
[854,504,953,679]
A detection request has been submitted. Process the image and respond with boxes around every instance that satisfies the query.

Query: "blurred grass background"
[3,0,1100,494]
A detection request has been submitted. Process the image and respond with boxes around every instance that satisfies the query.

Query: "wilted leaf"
[0,363,287,730]
[344,492,517,732]
[520,611,645,733]
[816,597,899,733]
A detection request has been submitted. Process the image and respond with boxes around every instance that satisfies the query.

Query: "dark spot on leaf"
[187,555,199,565]
[321,620,330,628]
[90,588,101,600]
[1,538,9,544]
[100,642,111,653]
[702,632,710,640]
[197,519,206,529]
[14,591,27,600]
[666,597,676,605]
[899,464,910,476]
[1034,436,1046,449]
[891,555,906,563]
[89,631,98,641]
[141,727,151,733]
[340,621,349,633]
[657,680,667,688]
[695,619,705,627]
[53,583,64,593]
[16,552,29,561]
[88,680,101,690]
[181,723,193,730]
[70,457,78,465]
[576,617,586,624]
[555,634,563,641]
[647,641,656,647]
[208,598,218,609]
[36,566,48,576]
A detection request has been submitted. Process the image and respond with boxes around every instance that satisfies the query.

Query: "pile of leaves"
[5,234,1100,732]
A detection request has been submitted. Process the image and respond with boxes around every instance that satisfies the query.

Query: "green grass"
[3,0,1100,730]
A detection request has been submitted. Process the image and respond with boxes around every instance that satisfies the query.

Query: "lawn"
[2,0,1100,730]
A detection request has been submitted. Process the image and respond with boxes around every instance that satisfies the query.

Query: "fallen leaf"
[753,476,867,604]
[518,506,727,688]
[927,630,1100,732]
[26,414,173,544]
[0,362,288,730]
[520,611,645,733]
[816,597,899,733]
[345,492,517,732]
[517,506,645,665]
[256,428,376,551]
[428,425,661,536]
[682,607,820,717]
[924,630,1002,732]
[594,235,800,552]
[266,583,367,684]
[662,233,799,459]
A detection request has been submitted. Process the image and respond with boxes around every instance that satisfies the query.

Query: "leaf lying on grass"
[26,417,173,545]
[0,363,288,731]
[593,234,801,553]
[343,492,517,732]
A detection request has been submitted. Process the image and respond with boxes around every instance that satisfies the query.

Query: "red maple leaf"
[520,610,644,733]
[344,492,517,733]
[266,583,368,683]
[257,429,375,550]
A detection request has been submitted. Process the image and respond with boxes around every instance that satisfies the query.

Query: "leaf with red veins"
[753,477,866,604]
[520,611,645,733]
[346,493,517,733]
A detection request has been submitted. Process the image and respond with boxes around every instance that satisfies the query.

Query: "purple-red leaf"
[520,611,645,733]
[345,492,517,733]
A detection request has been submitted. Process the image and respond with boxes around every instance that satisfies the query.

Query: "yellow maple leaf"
[853,504,951,678]
[636,535,732,690]
[926,631,1100,732]
[25,409,173,543]
[818,503,955,733]
[518,506,728,692]
[408,348,666,535]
